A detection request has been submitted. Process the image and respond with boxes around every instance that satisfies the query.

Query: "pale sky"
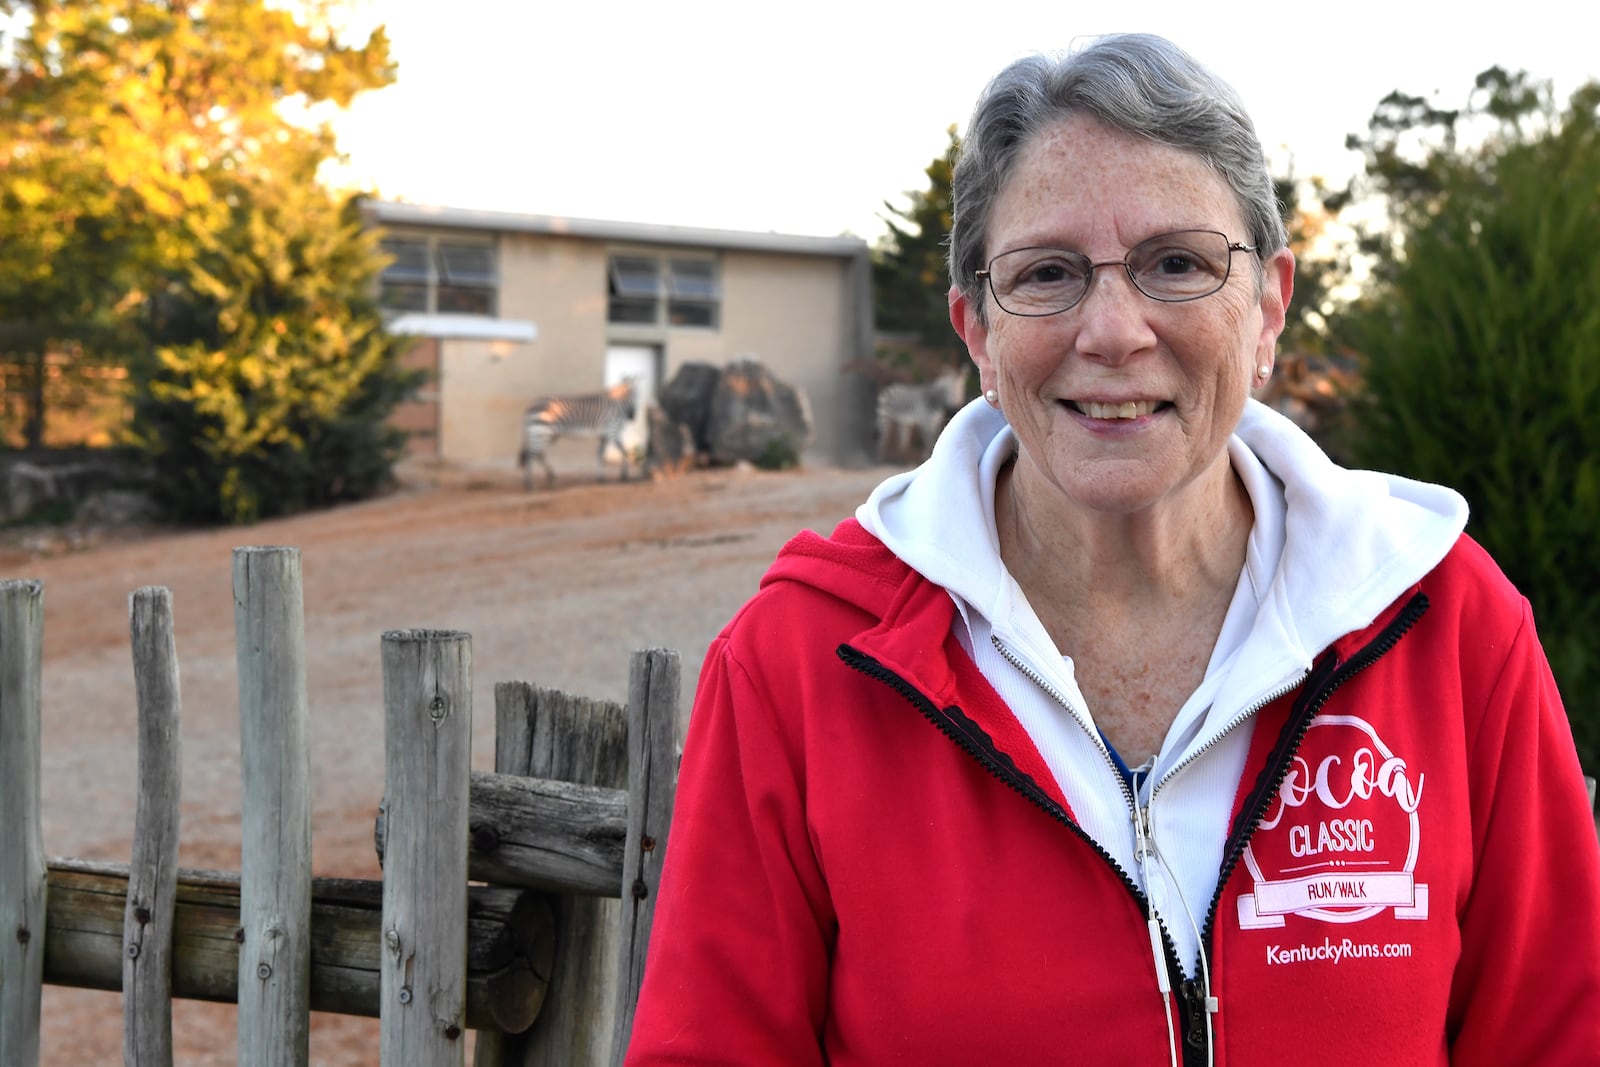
[327,1,1599,244]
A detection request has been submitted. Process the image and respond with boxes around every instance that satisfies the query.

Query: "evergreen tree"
[129,153,421,524]
[1332,70,1600,771]
[871,127,967,381]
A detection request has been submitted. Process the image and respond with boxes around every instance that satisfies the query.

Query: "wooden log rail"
[377,771,628,896]
[42,860,555,1035]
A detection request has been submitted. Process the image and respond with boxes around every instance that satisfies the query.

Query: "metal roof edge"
[360,199,869,258]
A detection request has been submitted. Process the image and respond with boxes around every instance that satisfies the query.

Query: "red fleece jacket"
[626,521,1600,1065]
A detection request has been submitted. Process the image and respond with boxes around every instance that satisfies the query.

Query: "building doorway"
[603,344,660,461]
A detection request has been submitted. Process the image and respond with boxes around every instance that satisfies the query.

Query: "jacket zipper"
[1197,593,1430,957]
[1145,670,1311,1059]
[983,634,1213,1005]
[839,589,1428,1067]
[983,638,1305,1066]
[835,644,1187,1034]
[1179,592,1430,1065]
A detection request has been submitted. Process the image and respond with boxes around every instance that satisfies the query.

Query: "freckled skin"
[949,115,1296,762]
[955,115,1290,521]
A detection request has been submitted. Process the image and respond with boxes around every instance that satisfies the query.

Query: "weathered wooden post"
[233,547,313,1066]
[477,683,627,1067]
[124,587,183,1067]
[610,649,680,1067]
[0,579,46,1067]
[380,629,472,1066]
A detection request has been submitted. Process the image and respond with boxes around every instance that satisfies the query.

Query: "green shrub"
[1337,84,1600,772]
[126,170,421,525]
[754,435,801,471]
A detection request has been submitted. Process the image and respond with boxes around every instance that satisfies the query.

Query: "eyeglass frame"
[973,229,1260,317]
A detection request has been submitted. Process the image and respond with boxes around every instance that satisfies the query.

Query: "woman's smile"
[1067,398,1168,420]
[952,111,1292,518]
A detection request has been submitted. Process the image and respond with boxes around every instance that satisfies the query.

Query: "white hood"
[856,396,1467,974]
[860,396,1466,678]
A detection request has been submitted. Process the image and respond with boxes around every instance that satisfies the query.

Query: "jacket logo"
[1237,714,1428,928]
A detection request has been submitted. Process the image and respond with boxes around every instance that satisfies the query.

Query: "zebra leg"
[521,422,559,490]
[593,433,631,482]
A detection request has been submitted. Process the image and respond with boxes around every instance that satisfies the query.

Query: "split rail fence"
[0,546,678,1066]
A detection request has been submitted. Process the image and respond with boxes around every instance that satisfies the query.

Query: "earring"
[984,388,999,405]
[1256,365,1271,382]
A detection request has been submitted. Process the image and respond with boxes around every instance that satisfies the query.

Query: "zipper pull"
[1134,803,1156,864]
[1179,979,1210,1052]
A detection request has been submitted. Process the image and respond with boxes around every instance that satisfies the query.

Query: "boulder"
[4,458,147,521]
[646,404,697,477]
[657,362,723,455]
[704,359,813,469]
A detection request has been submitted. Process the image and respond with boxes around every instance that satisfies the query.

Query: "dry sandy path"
[9,459,893,1065]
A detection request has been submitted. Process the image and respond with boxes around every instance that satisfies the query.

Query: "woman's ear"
[1256,248,1296,361]
[950,284,994,384]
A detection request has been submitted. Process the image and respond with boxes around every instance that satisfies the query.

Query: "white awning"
[387,313,538,342]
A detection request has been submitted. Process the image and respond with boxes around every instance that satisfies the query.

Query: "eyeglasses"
[975,229,1258,317]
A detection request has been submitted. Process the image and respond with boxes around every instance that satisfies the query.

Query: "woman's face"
[951,115,1294,520]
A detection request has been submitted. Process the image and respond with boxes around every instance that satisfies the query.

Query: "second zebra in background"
[518,378,639,489]
[875,366,969,466]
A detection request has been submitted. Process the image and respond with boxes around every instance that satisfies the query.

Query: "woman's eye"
[1020,260,1079,286]
[1154,252,1199,274]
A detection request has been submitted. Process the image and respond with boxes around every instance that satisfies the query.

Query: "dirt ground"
[8,455,894,1065]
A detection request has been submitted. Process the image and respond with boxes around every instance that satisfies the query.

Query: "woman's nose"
[1072,268,1155,363]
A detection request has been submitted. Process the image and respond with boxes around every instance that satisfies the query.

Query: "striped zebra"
[875,366,969,465]
[518,379,639,489]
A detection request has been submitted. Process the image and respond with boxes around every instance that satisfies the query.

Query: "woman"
[626,34,1600,1065]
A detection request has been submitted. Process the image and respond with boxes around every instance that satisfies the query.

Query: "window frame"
[606,250,720,330]
[379,232,500,317]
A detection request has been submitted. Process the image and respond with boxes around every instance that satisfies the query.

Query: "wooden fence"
[0,546,678,1066]
[4,547,1596,1066]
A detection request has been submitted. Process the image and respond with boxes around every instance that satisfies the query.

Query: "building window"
[607,253,719,328]
[608,255,661,325]
[667,259,719,327]
[380,235,498,316]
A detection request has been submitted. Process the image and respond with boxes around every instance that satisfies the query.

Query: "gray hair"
[948,33,1289,308]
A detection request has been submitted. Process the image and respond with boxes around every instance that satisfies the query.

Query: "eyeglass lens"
[986,230,1238,315]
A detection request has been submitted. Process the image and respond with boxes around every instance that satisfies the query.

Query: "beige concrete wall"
[432,233,873,468]
[501,233,611,395]
[717,249,869,464]
[435,234,614,469]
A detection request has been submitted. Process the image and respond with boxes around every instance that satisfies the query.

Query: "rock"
[646,405,697,477]
[75,489,161,527]
[5,458,146,521]
[657,362,723,455]
[704,359,813,469]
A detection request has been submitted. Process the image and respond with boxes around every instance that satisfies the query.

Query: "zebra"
[875,366,969,465]
[518,378,639,489]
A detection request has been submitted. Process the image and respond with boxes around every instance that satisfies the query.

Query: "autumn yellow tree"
[0,0,394,448]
